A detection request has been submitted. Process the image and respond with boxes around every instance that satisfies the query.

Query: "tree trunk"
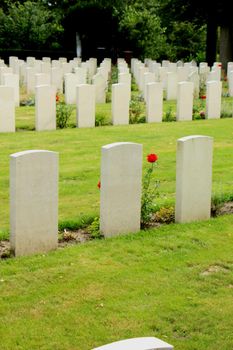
[220,25,233,72]
[206,15,217,66]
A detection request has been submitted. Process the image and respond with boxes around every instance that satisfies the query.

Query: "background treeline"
[0,0,232,68]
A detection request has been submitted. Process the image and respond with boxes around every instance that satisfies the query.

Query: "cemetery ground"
[0,104,233,349]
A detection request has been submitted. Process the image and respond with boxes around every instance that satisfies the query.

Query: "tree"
[117,3,168,59]
[0,1,63,50]
[158,0,233,68]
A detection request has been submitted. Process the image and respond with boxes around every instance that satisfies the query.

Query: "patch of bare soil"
[0,229,91,259]
[215,201,233,216]
[200,264,229,276]
[58,229,91,247]
[0,241,11,259]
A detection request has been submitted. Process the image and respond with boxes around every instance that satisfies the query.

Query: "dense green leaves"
[0,0,213,62]
[0,1,63,50]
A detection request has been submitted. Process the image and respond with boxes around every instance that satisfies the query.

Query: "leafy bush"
[56,94,74,129]
[129,96,146,124]
[163,106,176,122]
[95,113,111,126]
[153,206,175,224]
[87,217,102,239]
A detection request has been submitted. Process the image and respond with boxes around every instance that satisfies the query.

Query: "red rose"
[147,153,158,163]
[97,181,101,189]
[200,95,206,100]
[56,95,60,102]
[218,63,222,68]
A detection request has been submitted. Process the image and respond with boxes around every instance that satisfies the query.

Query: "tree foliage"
[1,0,228,63]
[117,4,168,59]
[0,1,63,50]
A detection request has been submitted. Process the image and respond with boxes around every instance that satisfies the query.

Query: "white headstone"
[228,70,233,97]
[92,73,106,103]
[0,67,13,84]
[51,67,63,92]
[2,73,20,107]
[176,82,194,121]
[26,67,36,94]
[41,62,51,74]
[35,73,51,87]
[26,56,36,67]
[143,72,155,100]
[10,150,58,256]
[74,67,87,84]
[188,72,199,98]
[159,67,168,89]
[175,135,213,223]
[92,337,173,350]
[166,72,178,100]
[206,81,222,119]
[0,86,15,132]
[138,67,149,91]
[146,82,163,123]
[35,85,56,131]
[76,84,95,128]
[111,83,130,125]
[100,142,142,237]
[118,73,131,101]
[64,73,80,104]
[227,62,233,80]
[177,67,189,82]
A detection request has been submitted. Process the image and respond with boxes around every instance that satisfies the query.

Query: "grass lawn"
[0,104,233,234]
[0,100,232,349]
[0,215,233,350]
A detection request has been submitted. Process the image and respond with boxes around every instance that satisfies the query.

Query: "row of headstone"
[0,56,109,99]
[0,56,230,133]
[146,80,222,122]
[131,58,228,101]
[64,57,110,104]
[6,135,213,257]
[0,79,224,133]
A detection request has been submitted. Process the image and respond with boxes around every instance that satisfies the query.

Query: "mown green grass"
[0,215,233,350]
[0,94,233,350]
[0,105,233,233]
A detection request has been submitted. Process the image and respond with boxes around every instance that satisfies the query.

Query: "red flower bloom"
[97,180,101,189]
[200,95,206,100]
[56,95,60,102]
[147,153,158,163]
[218,63,222,68]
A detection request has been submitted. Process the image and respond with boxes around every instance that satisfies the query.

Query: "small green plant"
[87,217,102,239]
[131,77,138,92]
[154,206,175,223]
[56,94,74,129]
[163,106,175,122]
[221,103,232,118]
[141,153,159,228]
[95,113,111,126]
[129,96,145,124]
